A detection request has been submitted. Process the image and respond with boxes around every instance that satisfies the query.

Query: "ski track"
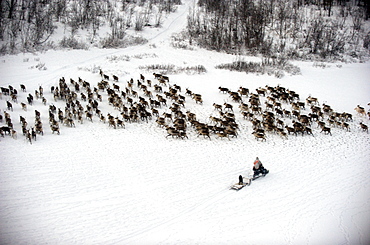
[1,0,370,244]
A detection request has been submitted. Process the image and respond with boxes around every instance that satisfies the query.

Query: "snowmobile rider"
[253,157,266,177]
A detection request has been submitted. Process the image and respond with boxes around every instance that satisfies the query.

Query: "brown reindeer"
[276,128,288,139]
[218,87,229,93]
[359,122,368,133]
[320,126,332,135]
[224,103,233,111]
[116,118,125,128]
[51,123,60,135]
[197,128,211,139]
[354,105,366,116]
[213,103,222,111]
[192,94,203,104]
[306,96,318,105]
[156,117,167,128]
[341,122,350,131]
[11,129,17,139]
[252,132,266,141]
[165,126,180,139]
[238,87,249,97]
[285,126,297,136]
[216,131,230,140]
[108,118,116,129]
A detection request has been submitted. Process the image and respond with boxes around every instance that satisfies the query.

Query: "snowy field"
[1,1,370,244]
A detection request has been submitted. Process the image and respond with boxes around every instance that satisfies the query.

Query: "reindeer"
[276,118,284,128]
[341,122,350,131]
[178,131,188,139]
[197,127,211,139]
[216,131,230,140]
[158,79,167,86]
[131,90,138,98]
[51,123,60,135]
[251,106,262,115]
[161,75,169,83]
[265,101,274,111]
[354,105,366,117]
[144,89,152,98]
[225,127,238,138]
[20,84,26,92]
[6,101,13,111]
[11,93,17,102]
[108,117,116,129]
[192,94,203,104]
[1,126,11,135]
[209,116,222,126]
[252,131,266,141]
[156,117,167,128]
[64,118,75,127]
[276,128,288,139]
[359,122,368,133]
[20,116,27,126]
[238,87,249,97]
[320,126,332,135]
[242,111,253,120]
[303,126,314,136]
[35,125,44,135]
[165,126,180,138]
[230,93,242,103]
[256,88,266,97]
[154,84,163,93]
[239,103,249,112]
[185,88,193,96]
[224,103,233,111]
[86,111,93,122]
[30,127,37,141]
[1,87,10,95]
[285,126,297,136]
[213,103,222,111]
[25,130,32,144]
[163,112,172,121]
[113,83,120,91]
[27,94,34,105]
[116,118,125,128]
[306,96,319,105]
[152,73,161,79]
[35,110,41,120]
[218,87,229,93]
[11,129,17,139]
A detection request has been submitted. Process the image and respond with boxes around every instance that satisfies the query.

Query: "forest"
[187,0,370,61]
[0,0,182,53]
[0,0,369,62]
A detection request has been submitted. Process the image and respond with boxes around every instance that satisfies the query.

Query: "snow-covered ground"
[1,1,370,244]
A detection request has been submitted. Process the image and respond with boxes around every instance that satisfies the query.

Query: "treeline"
[0,0,181,54]
[187,0,370,60]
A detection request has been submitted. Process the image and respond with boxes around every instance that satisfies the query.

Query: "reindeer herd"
[0,70,369,144]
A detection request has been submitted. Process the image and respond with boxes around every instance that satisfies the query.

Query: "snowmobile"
[252,166,269,180]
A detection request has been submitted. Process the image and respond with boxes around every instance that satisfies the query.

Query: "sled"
[230,177,252,190]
